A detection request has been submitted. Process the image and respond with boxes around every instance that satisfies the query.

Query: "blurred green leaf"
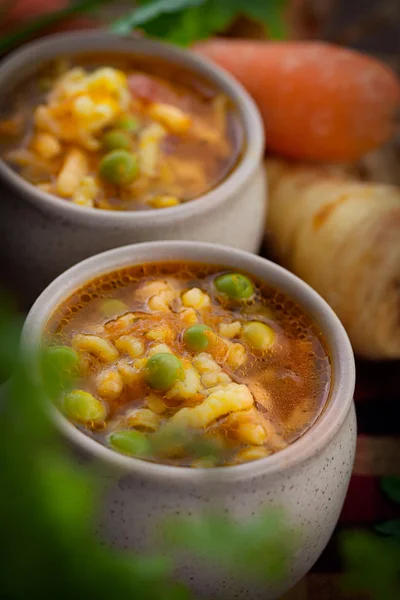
[121,0,288,46]
[111,0,206,36]
[341,530,400,600]
[375,519,400,541]
[381,477,400,504]
[243,0,288,39]
[163,508,293,582]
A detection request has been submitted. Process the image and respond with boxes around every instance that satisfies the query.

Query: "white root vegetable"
[265,159,400,359]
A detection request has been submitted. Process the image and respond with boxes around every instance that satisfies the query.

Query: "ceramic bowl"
[0,31,265,306]
[20,241,356,600]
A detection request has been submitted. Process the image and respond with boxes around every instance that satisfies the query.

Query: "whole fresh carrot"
[194,39,400,162]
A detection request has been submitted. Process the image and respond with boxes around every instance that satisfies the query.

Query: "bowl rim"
[21,241,356,485]
[0,30,264,225]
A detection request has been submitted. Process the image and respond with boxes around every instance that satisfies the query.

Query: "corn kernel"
[182,288,210,309]
[31,132,61,159]
[235,447,271,463]
[180,308,198,326]
[148,343,172,357]
[138,123,166,177]
[241,322,275,351]
[146,327,170,342]
[145,393,167,415]
[148,103,191,134]
[73,95,95,117]
[72,175,98,208]
[219,321,241,339]
[96,369,124,401]
[148,195,180,209]
[124,408,161,432]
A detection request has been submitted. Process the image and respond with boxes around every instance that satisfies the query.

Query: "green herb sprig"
[0,0,288,55]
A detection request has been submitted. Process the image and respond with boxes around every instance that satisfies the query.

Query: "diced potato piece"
[201,370,231,388]
[96,369,124,401]
[145,393,167,415]
[31,132,61,159]
[115,335,145,359]
[148,195,180,209]
[169,382,254,429]
[192,352,221,374]
[148,343,173,357]
[226,342,247,369]
[219,321,241,339]
[138,122,166,177]
[182,288,210,309]
[180,308,198,326]
[148,102,191,134]
[166,364,202,400]
[72,175,99,208]
[124,408,161,431]
[72,334,118,363]
[235,447,271,463]
[56,148,88,197]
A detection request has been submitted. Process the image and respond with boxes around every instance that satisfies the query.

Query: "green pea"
[45,345,80,373]
[183,324,212,352]
[100,299,128,318]
[102,129,131,151]
[109,429,150,457]
[63,389,107,423]
[214,273,254,299]
[145,353,184,391]
[99,150,139,186]
[115,116,139,132]
[241,321,275,351]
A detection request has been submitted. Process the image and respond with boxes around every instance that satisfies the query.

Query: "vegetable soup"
[0,55,242,210]
[45,262,331,467]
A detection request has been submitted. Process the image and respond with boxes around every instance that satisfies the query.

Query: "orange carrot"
[194,39,400,162]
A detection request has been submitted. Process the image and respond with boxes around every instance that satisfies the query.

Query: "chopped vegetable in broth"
[0,54,242,210]
[45,262,331,467]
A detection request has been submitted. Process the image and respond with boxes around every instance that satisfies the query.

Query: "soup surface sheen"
[0,54,241,210]
[45,262,331,467]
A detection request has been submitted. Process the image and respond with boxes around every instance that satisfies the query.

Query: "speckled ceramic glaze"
[20,241,356,600]
[0,31,265,305]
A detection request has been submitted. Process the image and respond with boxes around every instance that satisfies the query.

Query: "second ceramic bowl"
[0,31,265,305]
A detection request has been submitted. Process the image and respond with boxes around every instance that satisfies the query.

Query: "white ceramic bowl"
[0,31,265,305]
[21,241,356,600]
